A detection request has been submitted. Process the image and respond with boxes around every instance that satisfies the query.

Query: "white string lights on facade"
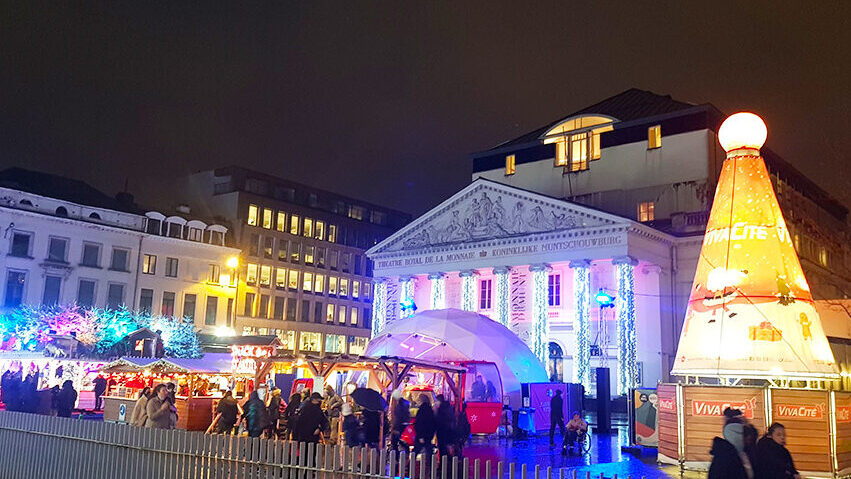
[371,281,387,337]
[400,277,416,319]
[429,273,445,310]
[530,265,550,365]
[571,260,591,391]
[494,267,510,327]
[615,257,638,395]
[460,271,477,311]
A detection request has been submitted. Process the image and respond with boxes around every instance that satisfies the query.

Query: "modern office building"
[367,89,851,392]
[179,166,410,355]
[0,168,240,332]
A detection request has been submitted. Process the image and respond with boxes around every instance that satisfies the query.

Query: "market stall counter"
[100,354,254,431]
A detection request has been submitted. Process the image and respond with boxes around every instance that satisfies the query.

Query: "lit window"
[648,125,662,149]
[348,206,365,220]
[142,254,157,274]
[326,304,335,322]
[543,115,613,172]
[349,337,368,355]
[479,279,493,309]
[304,245,315,265]
[262,209,273,229]
[299,332,321,352]
[314,274,325,294]
[315,221,325,240]
[290,242,300,263]
[288,270,299,289]
[329,276,338,295]
[276,211,286,232]
[275,267,287,289]
[263,237,274,259]
[338,305,347,324]
[548,274,561,306]
[247,205,258,226]
[290,215,300,235]
[363,282,371,299]
[339,278,349,297]
[325,334,346,353]
[819,247,829,267]
[303,218,313,237]
[352,281,360,299]
[246,264,258,285]
[638,202,655,222]
[350,307,359,326]
[303,272,314,292]
[259,265,272,287]
[505,154,516,175]
[328,225,337,243]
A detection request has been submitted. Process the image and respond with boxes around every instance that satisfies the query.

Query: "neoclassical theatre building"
[366,89,851,395]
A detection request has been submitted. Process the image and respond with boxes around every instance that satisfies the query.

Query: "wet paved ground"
[461,427,694,479]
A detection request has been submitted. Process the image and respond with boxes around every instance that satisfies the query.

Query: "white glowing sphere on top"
[718,112,767,152]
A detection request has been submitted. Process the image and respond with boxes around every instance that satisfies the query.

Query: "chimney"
[176,204,191,214]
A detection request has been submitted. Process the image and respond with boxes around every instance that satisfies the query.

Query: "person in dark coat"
[282,393,301,439]
[390,390,411,451]
[435,395,456,457]
[549,389,565,445]
[341,403,361,447]
[413,394,436,457]
[362,408,382,448]
[241,391,269,438]
[266,388,283,438]
[707,408,751,479]
[294,392,329,443]
[92,375,108,411]
[55,380,77,418]
[22,373,39,413]
[754,423,800,479]
[216,390,240,435]
[455,403,471,456]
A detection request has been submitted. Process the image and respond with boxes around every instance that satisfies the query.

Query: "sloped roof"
[492,88,697,149]
[0,167,139,213]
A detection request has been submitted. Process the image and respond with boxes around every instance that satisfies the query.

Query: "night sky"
[1,2,848,216]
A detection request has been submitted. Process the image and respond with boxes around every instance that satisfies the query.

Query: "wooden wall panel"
[770,389,831,473]
[833,391,851,472]
[682,386,766,463]
[657,383,679,460]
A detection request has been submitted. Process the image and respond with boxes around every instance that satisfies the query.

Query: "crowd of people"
[128,382,179,428]
[708,408,800,479]
[1,369,79,417]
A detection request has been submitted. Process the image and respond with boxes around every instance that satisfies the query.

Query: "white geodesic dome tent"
[365,309,548,406]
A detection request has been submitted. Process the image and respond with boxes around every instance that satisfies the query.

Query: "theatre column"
[370,278,387,337]
[399,276,415,319]
[429,273,445,310]
[530,263,551,366]
[493,266,510,327]
[570,260,592,391]
[614,255,638,395]
[459,270,478,311]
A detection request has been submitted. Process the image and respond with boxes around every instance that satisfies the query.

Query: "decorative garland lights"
[429,273,445,310]
[400,277,416,319]
[530,265,550,366]
[571,261,592,391]
[494,267,510,327]
[371,281,387,337]
[615,257,638,395]
[460,271,477,312]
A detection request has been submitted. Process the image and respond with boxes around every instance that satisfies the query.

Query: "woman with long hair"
[130,387,152,427]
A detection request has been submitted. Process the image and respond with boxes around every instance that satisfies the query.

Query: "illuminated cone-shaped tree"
[671,113,838,381]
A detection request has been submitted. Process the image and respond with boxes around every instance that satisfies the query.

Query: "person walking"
[294,392,329,444]
[266,388,283,438]
[241,390,269,438]
[549,390,565,446]
[281,393,302,440]
[435,395,456,458]
[390,390,411,451]
[92,375,108,411]
[55,380,77,418]
[322,385,343,445]
[413,394,436,457]
[215,390,240,435]
[707,408,751,479]
[341,403,361,447]
[130,387,151,427]
[145,384,173,429]
[754,423,800,479]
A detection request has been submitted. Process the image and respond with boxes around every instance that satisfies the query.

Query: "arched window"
[549,341,564,382]
[542,115,615,172]
[55,206,68,217]
[89,212,101,220]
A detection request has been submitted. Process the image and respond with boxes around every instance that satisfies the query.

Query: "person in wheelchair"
[562,412,589,455]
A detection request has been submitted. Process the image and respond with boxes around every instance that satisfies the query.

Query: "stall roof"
[101,353,236,375]
[254,353,467,374]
